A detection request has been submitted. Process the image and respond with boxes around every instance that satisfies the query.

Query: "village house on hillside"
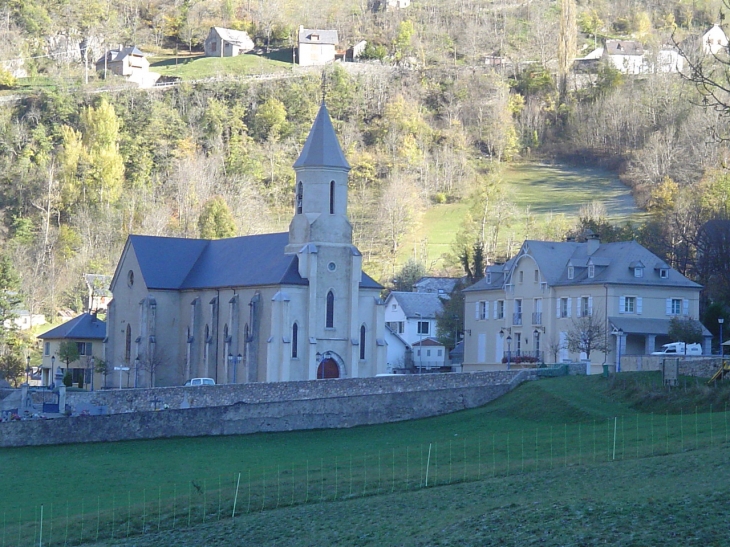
[204,27,255,57]
[105,103,387,388]
[95,46,159,87]
[297,26,338,66]
[604,40,645,74]
[38,313,106,388]
[463,234,709,374]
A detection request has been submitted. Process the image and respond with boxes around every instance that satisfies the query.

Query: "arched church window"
[296,182,303,214]
[125,324,132,361]
[329,180,335,214]
[292,323,298,358]
[326,291,334,328]
[360,324,366,360]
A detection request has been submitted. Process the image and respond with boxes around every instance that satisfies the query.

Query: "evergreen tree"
[198,197,237,239]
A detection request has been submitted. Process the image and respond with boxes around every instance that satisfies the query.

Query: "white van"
[651,342,702,356]
[184,378,215,386]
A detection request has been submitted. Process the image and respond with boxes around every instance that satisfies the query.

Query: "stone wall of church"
[0,371,539,447]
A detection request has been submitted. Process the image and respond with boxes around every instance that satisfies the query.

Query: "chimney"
[586,232,600,254]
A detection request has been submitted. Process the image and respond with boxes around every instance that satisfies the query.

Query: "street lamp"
[506,335,512,370]
[533,329,540,363]
[616,328,624,373]
[89,355,95,392]
[25,355,31,385]
[50,355,56,388]
[719,318,725,360]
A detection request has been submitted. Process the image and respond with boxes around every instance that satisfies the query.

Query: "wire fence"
[3,405,729,546]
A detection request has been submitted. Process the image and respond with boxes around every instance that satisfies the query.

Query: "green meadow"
[149,52,293,80]
[403,162,643,268]
[1,373,729,546]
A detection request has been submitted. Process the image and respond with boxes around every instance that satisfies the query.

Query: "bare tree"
[137,349,170,388]
[566,310,610,362]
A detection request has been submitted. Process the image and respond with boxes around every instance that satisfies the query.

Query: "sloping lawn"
[149,52,292,80]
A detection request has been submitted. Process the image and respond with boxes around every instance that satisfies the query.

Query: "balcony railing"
[513,312,522,326]
[532,312,542,325]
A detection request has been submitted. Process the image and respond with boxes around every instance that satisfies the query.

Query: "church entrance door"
[317,358,340,379]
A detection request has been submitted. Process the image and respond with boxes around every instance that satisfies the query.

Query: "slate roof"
[38,313,106,340]
[122,233,381,290]
[413,277,461,294]
[464,239,701,292]
[293,102,350,170]
[212,27,254,46]
[609,317,711,337]
[605,40,644,56]
[298,28,339,45]
[386,291,444,319]
[96,47,144,65]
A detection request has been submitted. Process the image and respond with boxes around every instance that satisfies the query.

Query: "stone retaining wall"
[620,356,721,378]
[0,371,539,447]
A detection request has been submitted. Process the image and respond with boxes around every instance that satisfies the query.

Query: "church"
[105,103,387,387]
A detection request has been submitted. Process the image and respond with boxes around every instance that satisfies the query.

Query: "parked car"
[651,342,702,356]
[184,378,215,386]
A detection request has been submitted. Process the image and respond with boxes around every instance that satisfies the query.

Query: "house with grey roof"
[105,102,387,388]
[204,27,255,57]
[463,235,708,374]
[298,26,338,66]
[95,46,159,87]
[384,291,448,370]
[413,277,462,295]
[38,313,106,388]
[604,40,647,74]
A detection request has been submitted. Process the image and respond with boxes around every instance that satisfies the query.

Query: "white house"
[604,40,646,74]
[463,235,709,374]
[384,291,447,369]
[298,26,338,66]
[105,102,387,387]
[95,47,159,87]
[204,27,255,57]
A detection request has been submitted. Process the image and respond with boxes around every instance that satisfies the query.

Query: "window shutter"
[683,299,689,315]
[666,298,672,315]
[556,300,561,318]
[567,297,572,317]
[485,301,490,319]
[493,302,498,319]
[588,297,593,316]
[619,296,626,314]
[637,297,643,314]
[475,302,480,320]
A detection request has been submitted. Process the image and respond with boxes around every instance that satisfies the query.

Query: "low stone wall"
[62,371,522,415]
[0,371,540,447]
[620,355,721,378]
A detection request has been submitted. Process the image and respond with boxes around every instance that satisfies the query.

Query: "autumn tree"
[199,196,236,239]
[557,0,577,104]
[566,310,609,362]
[0,353,24,387]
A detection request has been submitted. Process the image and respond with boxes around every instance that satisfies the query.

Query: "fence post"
[425,444,432,487]
[231,472,241,518]
[38,504,42,547]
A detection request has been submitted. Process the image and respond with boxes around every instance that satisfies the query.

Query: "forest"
[1,0,730,375]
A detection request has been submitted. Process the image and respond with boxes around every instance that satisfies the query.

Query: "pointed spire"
[293,102,351,170]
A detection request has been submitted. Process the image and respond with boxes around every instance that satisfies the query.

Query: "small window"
[296,182,303,214]
[534,270,539,282]
[635,267,643,278]
[497,300,505,319]
[292,323,298,358]
[438,349,443,356]
[660,269,668,279]
[568,266,574,280]
[329,180,335,214]
[427,349,431,357]
[44,342,50,356]
[519,271,524,283]
[588,264,595,278]
[326,291,334,328]
[127,270,134,287]
[560,298,569,318]
[417,321,429,335]
[671,298,682,315]
[624,296,636,313]
[486,272,492,284]
[360,325,366,360]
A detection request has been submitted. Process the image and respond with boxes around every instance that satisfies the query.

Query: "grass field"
[2,373,730,546]
[149,51,292,80]
[402,162,644,268]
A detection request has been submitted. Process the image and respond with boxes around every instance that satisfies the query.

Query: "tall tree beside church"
[199,197,237,239]
[557,0,577,104]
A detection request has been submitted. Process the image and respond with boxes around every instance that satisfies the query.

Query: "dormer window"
[660,268,668,279]
[588,264,595,278]
[568,266,574,280]
[486,272,492,284]
[634,267,643,278]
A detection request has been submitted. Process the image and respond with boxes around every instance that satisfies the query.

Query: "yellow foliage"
[647,176,679,213]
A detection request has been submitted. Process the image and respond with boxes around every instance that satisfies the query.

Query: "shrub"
[62,372,72,387]
[78,377,84,389]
